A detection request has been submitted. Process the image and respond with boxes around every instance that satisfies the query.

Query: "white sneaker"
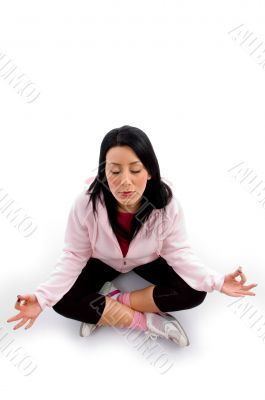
[79,281,121,337]
[143,312,190,347]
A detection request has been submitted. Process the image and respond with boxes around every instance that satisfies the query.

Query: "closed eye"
[111,171,141,175]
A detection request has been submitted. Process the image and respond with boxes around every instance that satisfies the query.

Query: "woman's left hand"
[220,266,258,297]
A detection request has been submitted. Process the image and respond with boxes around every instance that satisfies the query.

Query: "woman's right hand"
[6,294,43,330]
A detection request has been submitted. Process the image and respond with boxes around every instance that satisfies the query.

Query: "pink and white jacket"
[33,179,226,311]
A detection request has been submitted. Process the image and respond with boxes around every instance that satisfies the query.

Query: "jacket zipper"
[112,233,135,268]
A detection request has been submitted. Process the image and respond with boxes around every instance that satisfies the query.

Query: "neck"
[117,205,138,213]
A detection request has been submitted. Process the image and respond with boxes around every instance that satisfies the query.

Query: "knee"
[169,288,207,311]
[153,285,207,312]
[52,298,69,315]
[187,289,207,308]
[52,302,62,314]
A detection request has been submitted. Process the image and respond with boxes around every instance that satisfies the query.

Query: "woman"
[6,125,258,347]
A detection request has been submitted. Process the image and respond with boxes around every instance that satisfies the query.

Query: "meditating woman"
[7,125,258,347]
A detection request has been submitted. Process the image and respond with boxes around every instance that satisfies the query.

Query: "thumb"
[231,266,242,278]
[17,294,30,304]
[17,294,31,299]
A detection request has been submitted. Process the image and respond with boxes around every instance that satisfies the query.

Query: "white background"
[0,0,265,398]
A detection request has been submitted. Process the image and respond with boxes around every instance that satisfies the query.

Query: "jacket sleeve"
[33,191,92,311]
[159,198,225,292]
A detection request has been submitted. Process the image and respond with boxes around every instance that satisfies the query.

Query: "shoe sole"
[156,311,190,346]
[79,322,97,337]
[79,281,119,337]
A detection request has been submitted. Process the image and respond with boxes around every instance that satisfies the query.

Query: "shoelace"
[144,330,159,341]
[165,323,180,340]
[144,323,181,342]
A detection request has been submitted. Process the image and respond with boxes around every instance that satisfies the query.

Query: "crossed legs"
[53,257,207,329]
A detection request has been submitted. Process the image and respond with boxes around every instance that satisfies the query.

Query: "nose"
[119,170,133,188]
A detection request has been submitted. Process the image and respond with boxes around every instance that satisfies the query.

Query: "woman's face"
[105,145,151,213]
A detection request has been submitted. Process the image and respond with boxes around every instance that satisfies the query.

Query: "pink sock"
[128,310,148,331]
[116,292,148,331]
[116,292,131,307]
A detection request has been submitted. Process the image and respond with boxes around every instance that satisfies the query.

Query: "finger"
[17,299,27,305]
[228,292,245,297]
[17,294,30,300]
[15,302,27,311]
[15,300,24,308]
[231,267,243,278]
[233,290,256,296]
[241,283,258,291]
[7,313,23,323]
[232,268,247,285]
[13,317,29,330]
[238,271,247,285]
[24,319,35,330]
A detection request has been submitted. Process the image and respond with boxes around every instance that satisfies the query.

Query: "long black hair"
[85,125,173,243]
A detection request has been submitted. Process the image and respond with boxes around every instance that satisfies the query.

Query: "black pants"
[52,256,207,324]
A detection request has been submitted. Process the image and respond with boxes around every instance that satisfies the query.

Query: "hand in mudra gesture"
[220,266,258,297]
[6,294,43,330]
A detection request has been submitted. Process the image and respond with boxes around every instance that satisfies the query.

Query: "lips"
[119,191,135,197]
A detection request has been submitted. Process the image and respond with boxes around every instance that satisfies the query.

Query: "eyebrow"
[109,161,142,165]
